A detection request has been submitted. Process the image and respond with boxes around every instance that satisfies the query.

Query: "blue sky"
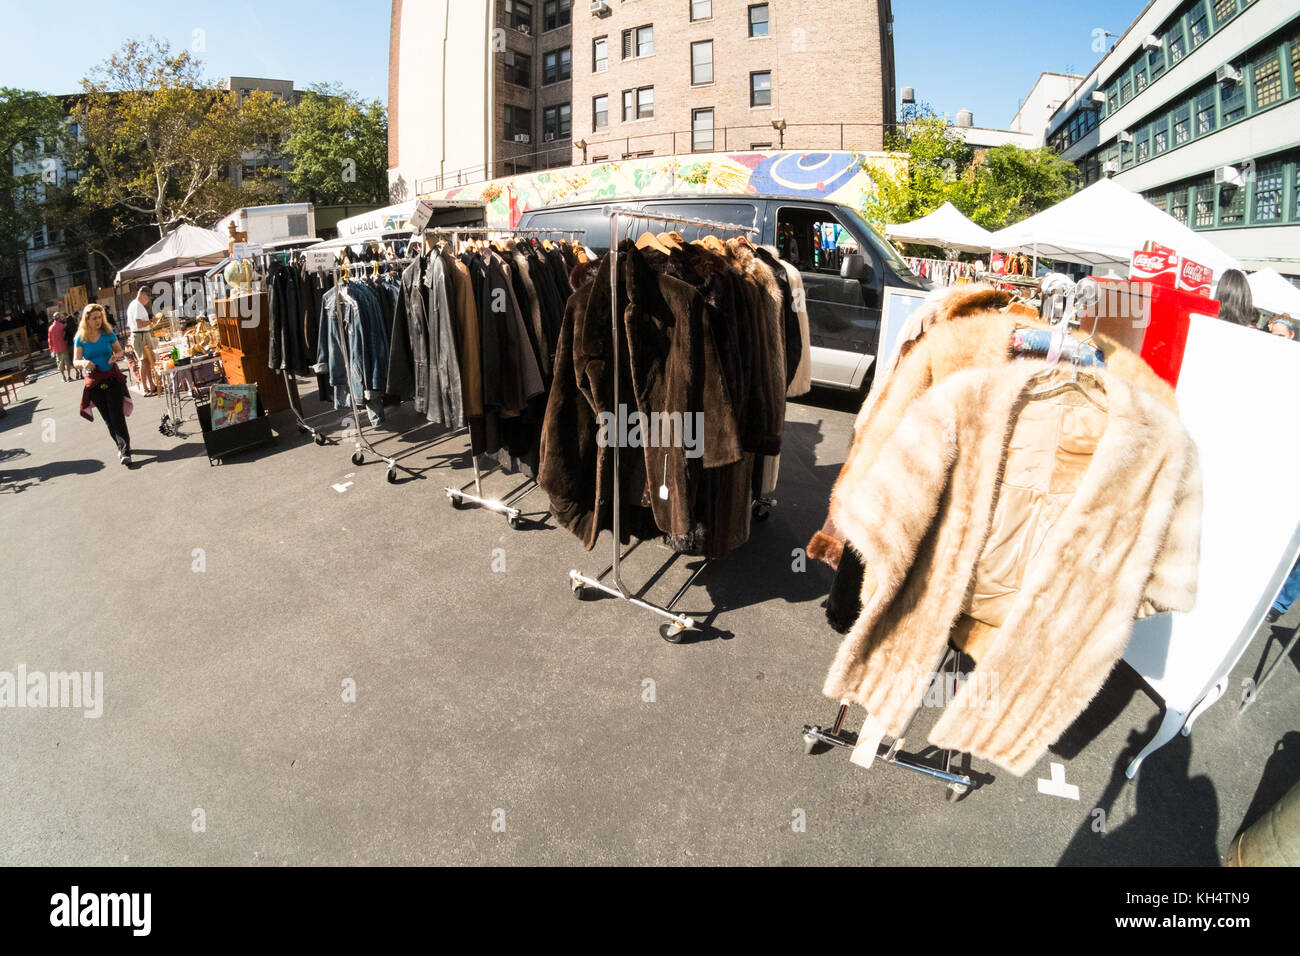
[3,0,1149,128]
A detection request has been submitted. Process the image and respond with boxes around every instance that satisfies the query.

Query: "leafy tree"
[282,84,388,204]
[0,88,69,267]
[966,145,1079,231]
[860,109,973,233]
[858,104,1079,251]
[70,37,287,238]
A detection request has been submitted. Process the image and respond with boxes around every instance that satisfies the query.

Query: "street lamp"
[771,119,787,150]
[575,139,589,164]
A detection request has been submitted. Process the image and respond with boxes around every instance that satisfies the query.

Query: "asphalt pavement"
[2,361,1297,866]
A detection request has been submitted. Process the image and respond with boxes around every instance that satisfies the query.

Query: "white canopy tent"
[885,201,996,254]
[114,223,229,285]
[1247,268,1300,316]
[987,177,1241,279]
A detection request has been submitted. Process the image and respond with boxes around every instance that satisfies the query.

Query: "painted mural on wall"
[428,150,895,229]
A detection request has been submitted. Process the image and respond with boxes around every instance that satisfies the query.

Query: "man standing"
[127,285,159,395]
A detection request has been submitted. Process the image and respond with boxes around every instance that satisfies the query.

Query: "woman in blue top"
[74,303,133,466]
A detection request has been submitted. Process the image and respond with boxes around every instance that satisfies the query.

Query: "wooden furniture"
[214,292,294,414]
[0,327,34,401]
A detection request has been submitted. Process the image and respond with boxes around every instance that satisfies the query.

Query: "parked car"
[517,195,930,392]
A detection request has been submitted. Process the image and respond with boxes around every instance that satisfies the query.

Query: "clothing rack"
[566,205,762,643]
[424,225,585,528]
[276,250,338,446]
[331,256,417,482]
[802,644,975,800]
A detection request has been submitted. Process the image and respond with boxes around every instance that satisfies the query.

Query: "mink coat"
[822,361,1202,776]
[539,243,743,552]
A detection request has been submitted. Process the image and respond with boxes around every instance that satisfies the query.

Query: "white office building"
[1046,0,1300,280]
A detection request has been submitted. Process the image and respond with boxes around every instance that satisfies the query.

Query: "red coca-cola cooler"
[1083,244,1222,389]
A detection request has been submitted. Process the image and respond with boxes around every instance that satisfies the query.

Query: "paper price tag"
[409,199,436,232]
[303,249,336,273]
[231,242,263,260]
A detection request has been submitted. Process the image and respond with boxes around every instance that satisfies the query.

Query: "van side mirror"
[841,253,874,285]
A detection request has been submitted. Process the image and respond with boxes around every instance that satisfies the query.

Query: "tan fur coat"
[822,360,1201,776]
[807,286,1177,570]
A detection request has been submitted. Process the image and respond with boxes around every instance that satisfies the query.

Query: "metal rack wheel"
[946,782,968,803]
[351,451,365,466]
[752,500,772,521]
[314,433,326,445]
[449,492,466,509]
[659,621,691,644]
[507,513,521,530]
[385,467,398,484]
[570,579,585,600]
[802,731,820,755]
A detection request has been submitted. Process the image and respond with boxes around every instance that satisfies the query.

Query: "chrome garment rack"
[566,205,762,643]
[279,251,339,446]
[425,225,584,528]
[802,645,976,801]
[330,257,417,482]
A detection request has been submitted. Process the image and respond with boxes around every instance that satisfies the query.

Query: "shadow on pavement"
[1235,730,1300,839]
[0,456,107,493]
[1056,720,1220,866]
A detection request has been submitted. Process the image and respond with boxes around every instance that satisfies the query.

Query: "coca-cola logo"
[1133,252,1174,272]
[1181,260,1212,285]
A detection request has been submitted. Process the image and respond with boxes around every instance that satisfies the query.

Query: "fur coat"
[538,243,743,552]
[822,360,1201,776]
[808,285,1177,570]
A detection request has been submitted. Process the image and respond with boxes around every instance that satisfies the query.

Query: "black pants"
[89,379,131,458]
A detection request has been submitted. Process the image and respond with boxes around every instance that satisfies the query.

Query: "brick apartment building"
[388,0,896,195]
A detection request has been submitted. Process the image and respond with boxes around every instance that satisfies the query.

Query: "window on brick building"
[543,103,571,140]
[750,71,771,107]
[691,41,713,85]
[692,108,714,151]
[691,0,712,21]
[542,0,571,32]
[593,94,608,130]
[593,36,608,73]
[748,4,769,37]
[622,25,653,59]
[504,105,533,141]
[543,47,571,84]
[622,86,653,120]
[505,50,532,87]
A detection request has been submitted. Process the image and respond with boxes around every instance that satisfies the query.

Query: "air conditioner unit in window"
[544,133,556,142]
[1091,91,1107,104]
[589,0,611,16]
[1216,63,1243,84]
[517,24,530,35]
[1117,130,1133,143]
[1102,160,1120,175]
[514,133,531,143]
[1142,34,1163,51]
[1215,164,1242,185]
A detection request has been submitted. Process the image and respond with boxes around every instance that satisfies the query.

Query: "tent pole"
[1032,242,1039,276]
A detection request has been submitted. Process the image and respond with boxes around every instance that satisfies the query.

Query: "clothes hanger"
[635,231,671,254]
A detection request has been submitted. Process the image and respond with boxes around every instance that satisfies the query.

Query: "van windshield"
[838,207,918,282]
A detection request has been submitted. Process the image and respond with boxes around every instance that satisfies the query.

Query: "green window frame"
[1212,0,1237,29]
[1254,51,1283,109]
[1194,180,1215,227]
[1254,162,1284,222]
[1196,87,1216,135]
[1188,3,1210,48]
[1218,183,1245,225]
[1220,77,1246,124]
[1173,102,1191,144]
[1120,72,1133,104]
[1135,124,1151,163]
[1172,187,1190,224]
[1167,23,1186,64]
[1153,115,1169,154]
